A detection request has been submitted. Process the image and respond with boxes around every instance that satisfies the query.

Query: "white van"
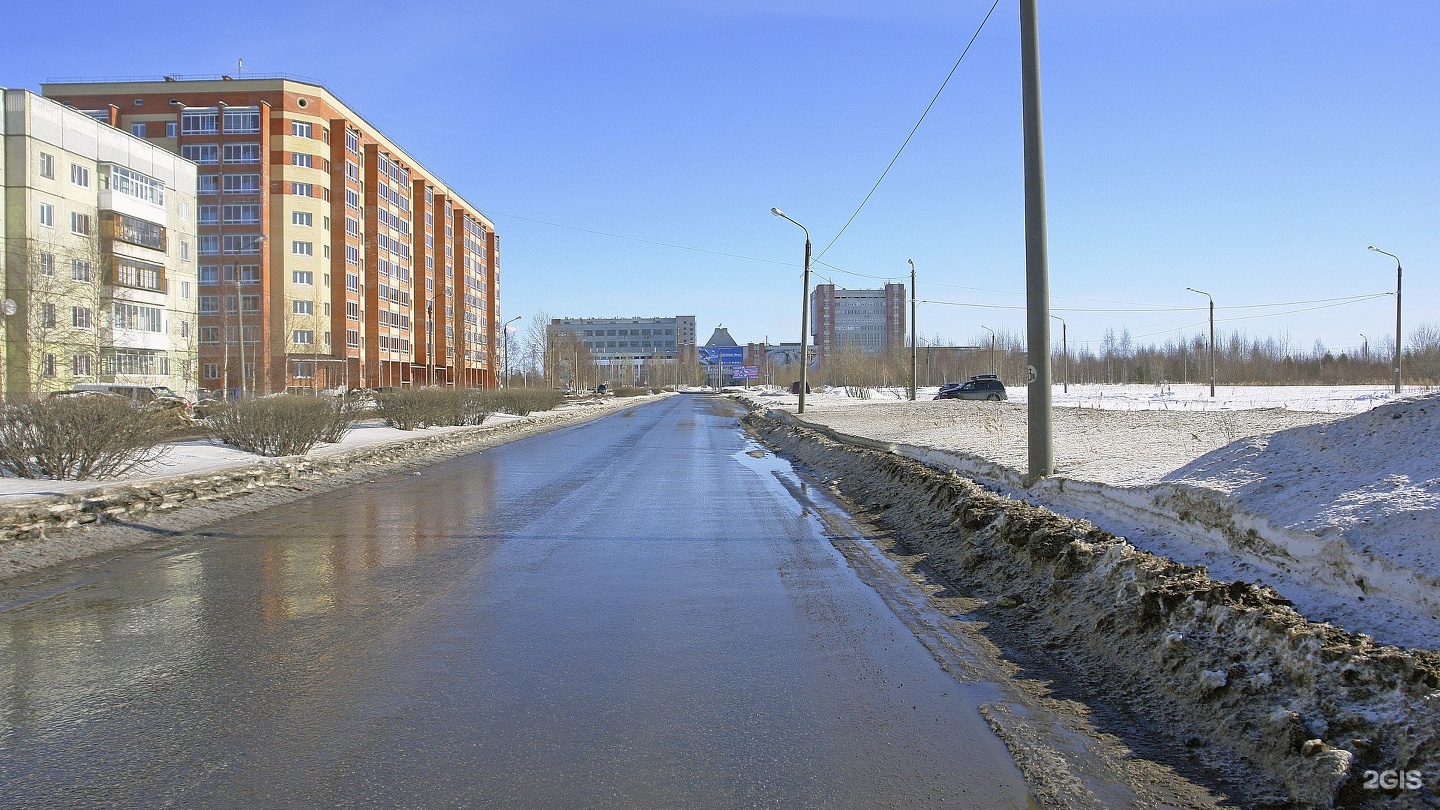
[71,383,183,406]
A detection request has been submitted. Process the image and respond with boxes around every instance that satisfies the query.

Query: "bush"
[374,387,495,430]
[209,395,354,456]
[0,395,172,479]
[611,386,649,398]
[491,388,566,416]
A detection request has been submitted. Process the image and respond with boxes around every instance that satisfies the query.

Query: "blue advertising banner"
[731,365,760,380]
[698,347,745,366]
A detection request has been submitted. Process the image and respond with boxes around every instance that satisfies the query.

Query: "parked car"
[71,383,183,406]
[596,383,609,395]
[934,375,1008,401]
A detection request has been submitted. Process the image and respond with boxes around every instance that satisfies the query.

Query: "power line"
[812,0,1004,261]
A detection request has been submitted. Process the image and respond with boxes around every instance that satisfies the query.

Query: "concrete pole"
[1021,0,1053,481]
[908,258,917,401]
[771,208,811,414]
[1369,247,1403,393]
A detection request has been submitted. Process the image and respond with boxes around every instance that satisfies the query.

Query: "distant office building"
[551,315,696,360]
[810,282,906,365]
[1,88,199,399]
[43,76,500,394]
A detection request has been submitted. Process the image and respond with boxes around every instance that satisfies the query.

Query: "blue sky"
[4,1,1435,356]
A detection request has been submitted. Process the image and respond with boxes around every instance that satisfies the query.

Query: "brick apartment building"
[42,76,500,395]
[809,282,906,366]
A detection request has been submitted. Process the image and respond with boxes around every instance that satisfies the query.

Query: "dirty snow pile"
[745,385,1440,650]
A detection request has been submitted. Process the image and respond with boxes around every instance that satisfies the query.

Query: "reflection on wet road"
[0,395,1031,808]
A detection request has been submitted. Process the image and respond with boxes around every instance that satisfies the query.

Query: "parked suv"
[934,375,1007,401]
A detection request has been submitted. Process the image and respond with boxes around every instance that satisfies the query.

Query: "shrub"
[374,387,495,430]
[209,395,353,456]
[0,395,172,479]
[611,386,649,398]
[491,388,566,416]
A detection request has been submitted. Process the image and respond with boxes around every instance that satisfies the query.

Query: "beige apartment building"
[2,88,199,399]
[43,76,501,395]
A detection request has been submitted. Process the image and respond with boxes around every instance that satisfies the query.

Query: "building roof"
[704,327,739,348]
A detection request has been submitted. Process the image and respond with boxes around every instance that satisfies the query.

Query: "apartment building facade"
[43,77,500,395]
[2,88,199,399]
[547,315,697,386]
[809,282,906,365]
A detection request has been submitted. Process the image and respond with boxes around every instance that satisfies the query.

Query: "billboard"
[731,365,760,380]
[698,347,745,366]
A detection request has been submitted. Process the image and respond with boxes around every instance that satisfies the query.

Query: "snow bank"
[747,409,1440,808]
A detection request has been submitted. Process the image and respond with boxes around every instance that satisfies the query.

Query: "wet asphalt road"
[0,395,1032,808]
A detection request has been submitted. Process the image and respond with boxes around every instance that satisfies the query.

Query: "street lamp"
[505,316,525,388]
[1050,314,1067,393]
[1186,287,1215,397]
[1360,333,1369,362]
[1368,246,1403,394]
[908,258,917,401]
[979,325,996,376]
[771,207,811,414]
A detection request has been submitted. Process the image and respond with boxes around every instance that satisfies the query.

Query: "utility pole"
[1051,314,1067,393]
[1187,287,1215,396]
[771,208,811,414]
[1368,246,1403,394]
[1021,0,1053,481]
[908,259,917,401]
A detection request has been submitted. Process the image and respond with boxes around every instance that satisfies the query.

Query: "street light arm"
[770,208,810,243]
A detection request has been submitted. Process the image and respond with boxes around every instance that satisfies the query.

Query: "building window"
[346,273,359,292]
[292,300,313,315]
[39,152,55,179]
[41,354,56,378]
[71,164,91,187]
[72,307,93,329]
[198,175,219,195]
[230,264,261,284]
[181,281,191,299]
[112,302,164,333]
[114,257,164,291]
[38,253,56,276]
[70,211,92,236]
[293,270,313,285]
[292,182,313,197]
[199,235,219,255]
[346,301,359,320]
[165,121,177,138]
[346,245,359,265]
[222,234,262,255]
[291,153,313,168]
[222,204,261,224]
[202,361,220,378]
[345,129,359,153]
[110,213,166,249]
[222,143,261,164]
[223,174,261,194]
[199,295,219,314]
[292,211,313,227]
[73,354,94,377]
[222,107,261,134]
[38,203,54,228]
[180,144,219,165]
[291,330,314,345]
[241,294,260,313]
[198,204,219,225]
[291,121,313,138]
[39,304,56,329]
[71,259,92,282]
[199,265,219,285]
[180,240,191,261]
[292,241,313,256]
[181,109,218,134]
[346,329,359,347]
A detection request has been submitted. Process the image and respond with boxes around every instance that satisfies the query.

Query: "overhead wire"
[812,0,1004,262]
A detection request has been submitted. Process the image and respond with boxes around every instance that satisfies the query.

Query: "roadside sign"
[732,365,759,380]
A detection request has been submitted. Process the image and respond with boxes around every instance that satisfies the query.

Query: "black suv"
[934,375,1007,401]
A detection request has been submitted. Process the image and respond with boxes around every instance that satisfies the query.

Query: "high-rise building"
[42,77,500,395]
[548,315,696,386]
[2,88,199,399]
[809,282,906,364]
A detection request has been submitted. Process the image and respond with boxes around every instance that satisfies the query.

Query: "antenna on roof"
[237,58,243,79]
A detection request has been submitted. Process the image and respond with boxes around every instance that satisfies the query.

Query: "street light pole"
[1050,314,1067,393]
[503,315,521,388]
[771,208,811,414]
[1368,246,1403,394]
[1020,0,1054,481]
[908,258,917,401]
[1186,287,1215,397]
[980,325,996,376]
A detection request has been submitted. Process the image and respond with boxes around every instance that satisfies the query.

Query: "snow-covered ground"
[0,398,629,504]
[743,384,1440,650]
